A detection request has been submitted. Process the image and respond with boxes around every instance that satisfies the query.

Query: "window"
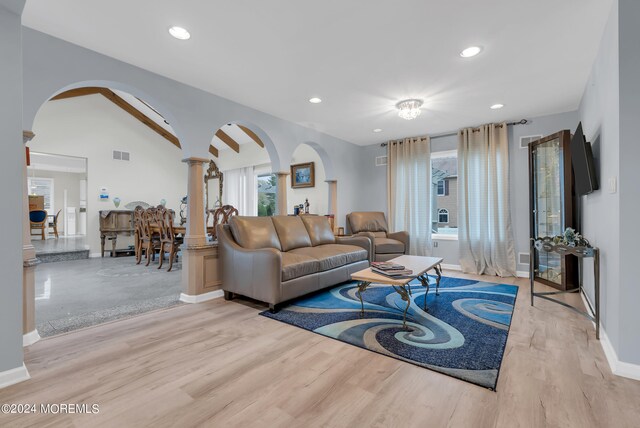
[431,150,458,238]
[438,209,449,224]
[28,177,54,214]
[257,173,277,216]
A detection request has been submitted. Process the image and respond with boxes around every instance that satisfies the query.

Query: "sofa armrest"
[387,231,410,255]
[336,235,373,263]
[217,224,283,304]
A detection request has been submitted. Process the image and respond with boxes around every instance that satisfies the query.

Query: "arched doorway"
[207,121,281,218]
[25,83,187,340]
[288,142,338,229]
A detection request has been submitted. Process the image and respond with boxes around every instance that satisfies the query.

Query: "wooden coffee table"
[350,255,444,330]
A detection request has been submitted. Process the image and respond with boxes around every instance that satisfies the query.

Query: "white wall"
[29,94,188,254]
[217,143,270,173]
[287,144,328,215]
[27,169,85,234]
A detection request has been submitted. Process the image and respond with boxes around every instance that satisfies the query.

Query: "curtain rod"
[380,119,528,147]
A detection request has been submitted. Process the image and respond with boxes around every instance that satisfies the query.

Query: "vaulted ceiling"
[23,0,613,146]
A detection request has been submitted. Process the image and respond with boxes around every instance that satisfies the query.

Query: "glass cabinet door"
[532,137,564,286]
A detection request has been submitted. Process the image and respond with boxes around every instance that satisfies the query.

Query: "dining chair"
[48,209,62,239]
[155,207,183,271]
[29,209,48,240]
[207,205,239,240]
[141,207,160,266]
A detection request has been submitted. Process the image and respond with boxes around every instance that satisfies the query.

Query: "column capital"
[274,171,290,176]
[325,179,337,183]
[181,156,209,165]
[23,130,34,144]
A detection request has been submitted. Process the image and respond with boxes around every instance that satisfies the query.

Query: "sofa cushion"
[348,212,389,234]
[229,216,281,250]
[300,215,336,246]
[272,216,312,251]
[375,237,405,254]
[289,244,368,272]
[281,252,319,282]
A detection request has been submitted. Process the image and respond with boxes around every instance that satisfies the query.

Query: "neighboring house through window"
[431,150,458,238]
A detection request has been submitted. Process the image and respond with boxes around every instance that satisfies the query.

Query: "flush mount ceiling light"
[490,103,505,109]
[309,97,322,104]
[373,128,383,133]
[168,26,191,40]
[396,99,423,120]
[460,46,482,58]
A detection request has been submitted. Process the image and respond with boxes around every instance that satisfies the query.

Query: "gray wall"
[0,1,25,374]
[578,0,620,355]
[617,0,640,365]
[356,111,579,270]
[20,28,370,231]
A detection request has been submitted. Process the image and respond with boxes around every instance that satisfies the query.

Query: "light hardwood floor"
[1,271,639,428]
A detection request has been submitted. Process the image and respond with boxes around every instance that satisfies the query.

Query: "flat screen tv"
[570,122,599,196]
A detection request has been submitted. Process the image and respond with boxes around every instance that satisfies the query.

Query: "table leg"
[111,236,117,257]
[101,234,105,258]
[417,274,430,312]
[434,264,442,295]
[392,285,411,330]
[356,281,371,317]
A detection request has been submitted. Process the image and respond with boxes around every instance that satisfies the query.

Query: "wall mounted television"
[570,122,599,196]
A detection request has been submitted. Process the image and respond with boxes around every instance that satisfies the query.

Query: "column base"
[179,290,224,304]
[181,243,222,301]
[0,363,30,389]
[23,330,41,347]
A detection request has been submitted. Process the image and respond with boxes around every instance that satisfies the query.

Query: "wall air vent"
[520,135,542,149]
[518,252,530,265]
[375,156,388,167]
[113,150,130,161]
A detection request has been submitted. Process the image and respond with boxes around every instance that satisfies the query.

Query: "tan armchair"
[346,212,410,262]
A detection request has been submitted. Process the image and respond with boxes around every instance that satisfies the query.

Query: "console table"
[99,210,134,257]
[530,238,600,339]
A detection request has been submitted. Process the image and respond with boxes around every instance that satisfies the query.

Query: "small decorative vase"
[113,197,121,208]
[160,198,167,207]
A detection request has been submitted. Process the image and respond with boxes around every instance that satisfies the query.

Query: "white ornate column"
[275,172,289,215]
[180,157,222,303]
[22,131,40,346]
[326,179,338,232]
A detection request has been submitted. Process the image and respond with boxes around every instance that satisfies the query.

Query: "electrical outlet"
[433,241,439,248]
[608,177,617,194]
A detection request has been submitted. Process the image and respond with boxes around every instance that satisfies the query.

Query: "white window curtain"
[222,166,257,216]
[457,123,516,277]
[387,136,432,256]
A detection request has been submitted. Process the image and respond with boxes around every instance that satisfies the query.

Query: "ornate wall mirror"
[204,160,223,212]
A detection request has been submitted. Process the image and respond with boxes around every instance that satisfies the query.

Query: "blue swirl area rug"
[260,276,518,390]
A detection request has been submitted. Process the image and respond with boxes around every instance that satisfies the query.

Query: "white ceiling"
[29,152,87,173]
[23,0,613,146]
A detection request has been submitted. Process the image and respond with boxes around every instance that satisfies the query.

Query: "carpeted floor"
[261,276,518,390]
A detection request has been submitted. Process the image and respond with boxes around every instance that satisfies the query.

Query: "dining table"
[149,223,216,235]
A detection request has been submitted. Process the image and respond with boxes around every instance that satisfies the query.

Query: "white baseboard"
[89,252,102,258]
[0,363,30,389]
[516,270,530,278]
[23,330,41,347]
[179,289,224,304]
[578,293,640,381]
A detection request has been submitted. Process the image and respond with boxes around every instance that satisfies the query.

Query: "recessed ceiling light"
[309,97,322,104]
[460,46,482,58]
[168,26,191,40]
[490,103,504,109]
[373,128,383,133]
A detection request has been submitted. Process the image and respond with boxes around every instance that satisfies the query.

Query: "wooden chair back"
[155,207,176,243]
[209,205,238,239]
[134,206,146,240]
